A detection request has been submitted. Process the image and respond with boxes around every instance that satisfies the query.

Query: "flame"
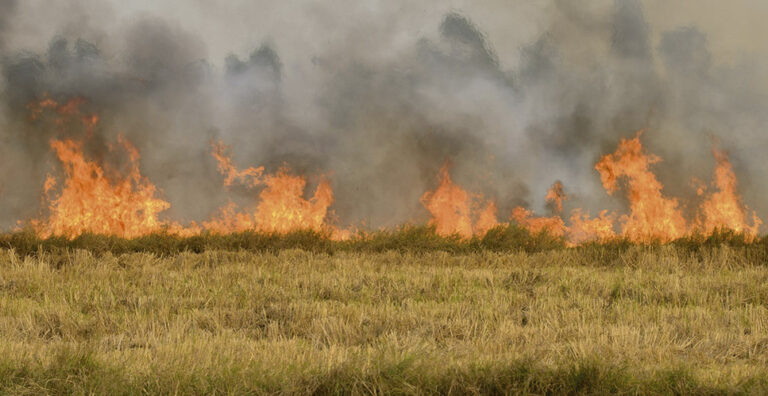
[421,162,498,238]
[204,142,348,239]
[421,164,473,238]
[26,96,99,136]
[15,97,766,243]
[211,141,263,188]
[36,137,173,238]
[594,132,687,242]
[27,98,180,238]
[26,97,61,120]
[509,181,569,239]
[696,147,761,237]
[512,134,760,244]
[474,201,500,237]
[510,183,616,244]
[545,181,567,213]
[510,206,567,237]
[567,209,616,244]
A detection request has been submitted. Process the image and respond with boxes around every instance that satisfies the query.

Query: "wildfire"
[26,96,99,136]
[442,132,759,245]
[35,137,174,238]
[421,162,498,238]
[16,97,765,244]
[211,141,263,188]
[510,207,567,237]
[545,181,567,213]
[28,98,180,238]
[508,182,570,240]
[594,132,687,242]
[203,142,348,239]
[474,201,500,237]
[696,147,761,237]
[567,209,616,244]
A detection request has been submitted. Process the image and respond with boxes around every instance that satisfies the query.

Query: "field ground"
[1,236,768,395]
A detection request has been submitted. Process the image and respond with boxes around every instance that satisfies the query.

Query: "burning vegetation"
[13,97,764,245]
[423,131,761,244]
[2,2,767,250]
[203,141,349,240]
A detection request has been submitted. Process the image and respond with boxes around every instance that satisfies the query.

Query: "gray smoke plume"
[0,0,767,231]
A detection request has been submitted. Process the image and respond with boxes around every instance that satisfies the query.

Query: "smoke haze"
[1,0,767,230]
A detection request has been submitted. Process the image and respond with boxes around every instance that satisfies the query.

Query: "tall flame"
[29,98,176,238]
[421,162,498,238]
[594,132,687,242]
[36,137,173,238]
[426,132,762,244]
[474,201,500,237]
[545,181,567,214]
[697,147,761,237]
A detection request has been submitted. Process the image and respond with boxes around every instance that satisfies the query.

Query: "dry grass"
[1,244,767,394]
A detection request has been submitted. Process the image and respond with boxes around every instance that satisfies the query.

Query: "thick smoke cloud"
[0,0,766,230]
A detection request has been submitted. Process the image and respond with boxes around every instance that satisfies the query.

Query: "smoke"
[0,0,767,230]
[0,0,17,52]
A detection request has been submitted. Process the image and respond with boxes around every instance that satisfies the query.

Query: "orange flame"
[27,98,179,238]
[567,209,616,244]
[697,147,761,237]
[509,181,569,239]
[510,206,567,237]
[511,183,616,244]
[421,164,473,238]
[545,181,567,213]
[595,132,687,242]
[421,162,498,238]
[516,135,761,244]
[36,137,173,238]
[474,201,500,237]
[26,96,99,136]
[204,142,348,239]
[211,141,263,188]
[16,97,766,243]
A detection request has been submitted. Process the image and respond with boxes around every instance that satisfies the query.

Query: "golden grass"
[1,246,767,394]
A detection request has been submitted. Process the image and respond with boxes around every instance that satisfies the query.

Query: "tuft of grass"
[348,225,471,253]
[0,351,755,395]
[477,224,566,253]
[4,225,768,269]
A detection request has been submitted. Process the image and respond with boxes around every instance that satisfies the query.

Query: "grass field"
[1,228,768,394]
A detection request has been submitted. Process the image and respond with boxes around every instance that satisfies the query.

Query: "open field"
[1,230,768,394]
